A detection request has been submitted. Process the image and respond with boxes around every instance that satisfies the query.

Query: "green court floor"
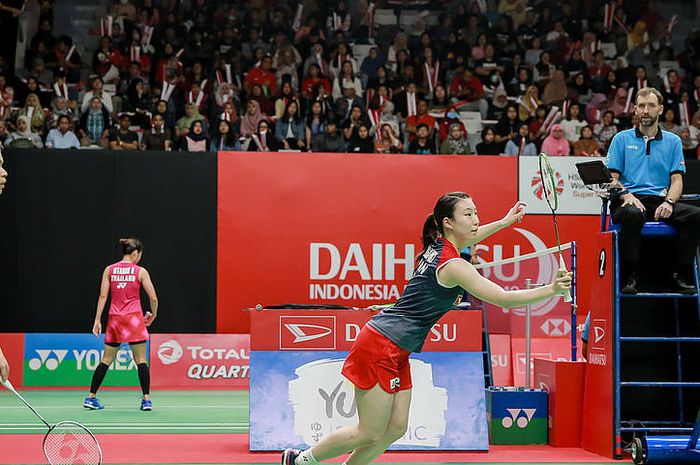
[0,389,248,434]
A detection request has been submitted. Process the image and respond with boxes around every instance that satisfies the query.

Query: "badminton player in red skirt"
[84,238,159,411]
[283,192,572,465]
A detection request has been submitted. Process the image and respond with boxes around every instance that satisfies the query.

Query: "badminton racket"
[1,378,102,465]
[538,152,572,303]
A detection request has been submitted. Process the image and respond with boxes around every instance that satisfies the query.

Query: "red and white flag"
[101,16,113,37]
[542,106,560,133]
[160,82,175,102]
[623,87,633,113]
[130,46,141,63]
[667,15,679,34]
[53,82,68,99]
[423,61,439,94]
[406,92,417,117]
[603,3,615,31]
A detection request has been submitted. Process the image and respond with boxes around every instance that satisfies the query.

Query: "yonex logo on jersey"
[157,340,184,365]
[116,283,127,289]
[501,408,536,428]
[390,377,400,389]
[28,350,68,371]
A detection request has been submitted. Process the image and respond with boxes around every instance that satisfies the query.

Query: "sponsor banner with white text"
[23,334,147,387]
[519,156,602,215]
[151,334,249,389]
[250,309,482,352]
[250,351,487,450]
[218,153,517,333]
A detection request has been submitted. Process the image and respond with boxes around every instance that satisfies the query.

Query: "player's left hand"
[504,201,527,225]
[654,202,673,221]
[144,312,155,327]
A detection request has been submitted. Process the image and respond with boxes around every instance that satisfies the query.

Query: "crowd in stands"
[1,0,700,156]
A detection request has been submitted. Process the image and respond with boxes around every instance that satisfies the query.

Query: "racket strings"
[44,422,101,465]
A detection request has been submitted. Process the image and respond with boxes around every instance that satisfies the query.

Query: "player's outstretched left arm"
[467,201,526,245]
[140,268,159,327]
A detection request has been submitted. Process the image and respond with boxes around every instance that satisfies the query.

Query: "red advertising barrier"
[488,334,512,386]
[534,358,586,447]
[581,232,615,458]
[0,333,24,388]
[250,309,482,352]
[218,153,517,333]
[150,334,249,389]
[217,152,601,335]
[510,337,571,387]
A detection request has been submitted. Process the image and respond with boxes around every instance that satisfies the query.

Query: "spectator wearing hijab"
[347,124,375,153]
[541,124,571,156]
[5,115,44,148]
[440,123,473,154]
[178,120,209,152]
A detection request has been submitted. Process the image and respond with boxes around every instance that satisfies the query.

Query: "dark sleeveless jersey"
[368,238,465,353]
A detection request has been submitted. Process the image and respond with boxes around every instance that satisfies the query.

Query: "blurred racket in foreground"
[538,152,572,303]
[1,378,102,465]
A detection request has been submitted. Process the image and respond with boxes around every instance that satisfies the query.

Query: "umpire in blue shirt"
[605,87,700,294]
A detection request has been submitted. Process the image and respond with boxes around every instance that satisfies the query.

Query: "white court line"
[0,423,248,426]
[0,405,246,409]
[0,426,248,430]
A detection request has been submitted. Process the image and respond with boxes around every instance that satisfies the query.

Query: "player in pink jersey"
[84,238,159,411]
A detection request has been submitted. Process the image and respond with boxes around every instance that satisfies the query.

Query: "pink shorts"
[341,324,412,394]
[104,312,149,344]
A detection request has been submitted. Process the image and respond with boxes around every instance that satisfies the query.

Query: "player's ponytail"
[418,192,471,261]
[419,214,439,260]
[119,238,143,255]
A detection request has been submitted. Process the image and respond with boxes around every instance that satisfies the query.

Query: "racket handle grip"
[558,255,573,303]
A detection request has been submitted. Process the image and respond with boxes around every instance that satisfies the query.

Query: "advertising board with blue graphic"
[24,333,148,386]
[250,351,488,451]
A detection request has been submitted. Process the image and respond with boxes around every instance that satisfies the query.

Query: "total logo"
[502,408,537,428]
[157,340,184,365]
[28,350,68,371]
[540,318,571,336]
[280,316,336,350]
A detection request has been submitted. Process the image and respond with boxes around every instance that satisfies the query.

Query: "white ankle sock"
[295,449,320,465]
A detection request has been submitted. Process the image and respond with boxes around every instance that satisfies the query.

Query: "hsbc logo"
[591,319,607,351]
[540,318,571,336]
[280,316,336,350]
